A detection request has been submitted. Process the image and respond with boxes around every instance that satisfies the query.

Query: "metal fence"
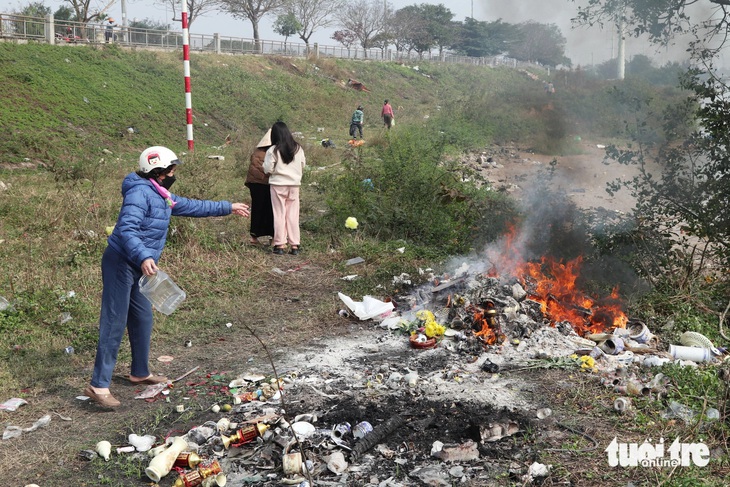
[0,12,529,68]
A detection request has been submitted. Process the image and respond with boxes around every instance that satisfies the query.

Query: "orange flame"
[486,227,628,336]
[469,303,504,345]
[519,256,627,334]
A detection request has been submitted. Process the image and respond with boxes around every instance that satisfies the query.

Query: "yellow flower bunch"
[345,217,358,229]
[416,310,435,322]
[424,320,446,338]
[570,354,597,372]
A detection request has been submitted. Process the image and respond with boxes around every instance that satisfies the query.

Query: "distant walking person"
[245,129,275,246]
[105,18,115,43]
[381,99,394,129]
[263,122,306,256]
[350,105,364,139]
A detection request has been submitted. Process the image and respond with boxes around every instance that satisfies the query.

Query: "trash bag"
[338,292,394,320]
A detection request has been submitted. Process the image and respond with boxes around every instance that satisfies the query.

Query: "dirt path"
[477,142,637,214]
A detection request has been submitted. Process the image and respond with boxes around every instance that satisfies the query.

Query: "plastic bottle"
[138,270,186,315]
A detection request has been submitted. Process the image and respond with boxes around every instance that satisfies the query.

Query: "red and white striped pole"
[181,1,194,151]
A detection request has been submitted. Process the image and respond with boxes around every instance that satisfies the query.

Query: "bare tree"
[218,0,286,51]
[60,0,110,24]
[336,0,390,56]
[281,0,344,48]
[155,0,219,28]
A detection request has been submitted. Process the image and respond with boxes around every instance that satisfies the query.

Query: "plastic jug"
[138,270,186,315]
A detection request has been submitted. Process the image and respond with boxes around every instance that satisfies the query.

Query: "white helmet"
[138,146,180,174]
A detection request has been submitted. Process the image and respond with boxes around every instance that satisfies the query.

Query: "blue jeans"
[91,247,154,388]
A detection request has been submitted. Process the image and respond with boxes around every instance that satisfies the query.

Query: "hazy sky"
[31,0,703,67]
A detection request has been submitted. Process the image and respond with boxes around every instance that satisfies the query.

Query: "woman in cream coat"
[263,122,306,255]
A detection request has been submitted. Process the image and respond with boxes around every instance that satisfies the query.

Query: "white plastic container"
[669,344,714,363]
[138,270,186,315]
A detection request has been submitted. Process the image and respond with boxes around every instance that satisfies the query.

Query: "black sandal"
[289,246,300,255]
[272,247,285,255]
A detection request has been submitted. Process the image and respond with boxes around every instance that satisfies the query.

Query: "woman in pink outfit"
[381,99,394,129]
[263,121,306,255]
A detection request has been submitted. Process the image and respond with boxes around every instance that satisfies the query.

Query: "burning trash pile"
[346,237,727,375]
[74,225,726,485]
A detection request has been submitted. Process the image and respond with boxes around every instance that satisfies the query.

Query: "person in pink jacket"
[263,122,306,255]
[381,99,394,129]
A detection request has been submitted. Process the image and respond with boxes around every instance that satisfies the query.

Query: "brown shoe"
[128,374,169,385]
[84,386,121,408]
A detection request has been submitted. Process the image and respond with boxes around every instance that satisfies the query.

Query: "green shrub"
[319,126,517,255]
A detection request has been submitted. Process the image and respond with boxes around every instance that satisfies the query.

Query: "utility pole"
[121,0,127,43]
[617,16,626,80]
[471,0,473,19]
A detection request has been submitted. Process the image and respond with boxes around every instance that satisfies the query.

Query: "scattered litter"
[129,434,155,451]
[157,355,174,363]
[345,257,365,266]
[432,440,479,462]
[2,414,51,440]
[0,398,27,412]
[679,331,720,355]
[669,344,714,362]
[96,440,111,461]
[134,382,171,400]
[662,401,696,423]
[341,274,358,281]
[51,411,72,421]
[525,462,551,482]
[326,451,348,474]
[536,408,552,419]
[377,316,403,330]
[79,449,97,461]
[614,397,631,412]
[346,78,370,92]
[337,292,394,320]
[481,421,520,442]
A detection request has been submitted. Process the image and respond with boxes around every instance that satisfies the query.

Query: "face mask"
[159,175,176,190]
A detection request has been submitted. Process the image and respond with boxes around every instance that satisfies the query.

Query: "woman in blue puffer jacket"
[85,146,250,408]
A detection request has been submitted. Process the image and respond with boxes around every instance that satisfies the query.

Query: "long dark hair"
[270,121,300,165]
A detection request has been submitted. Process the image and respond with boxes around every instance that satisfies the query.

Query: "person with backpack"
[350,105,364,139]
